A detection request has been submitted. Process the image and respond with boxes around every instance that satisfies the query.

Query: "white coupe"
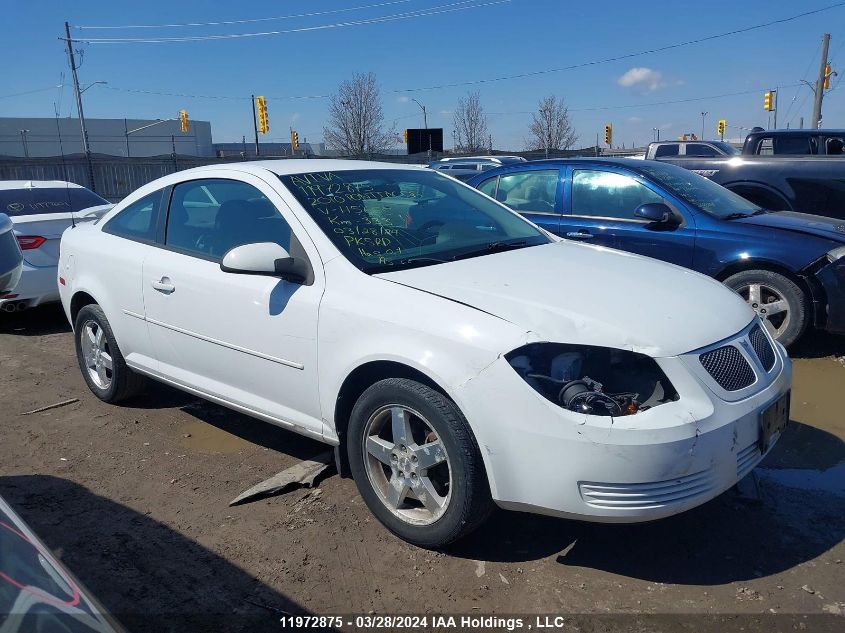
[58,160,791,547]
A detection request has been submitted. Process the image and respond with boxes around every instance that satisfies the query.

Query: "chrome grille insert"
[749,324,775,371]
[699,345,755,391]
[579,470,715,510]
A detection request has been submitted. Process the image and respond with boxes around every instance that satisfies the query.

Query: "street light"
[409,98,428,129]
[652,127,660,142]
[79,80,107,94]
[700,111,708,141]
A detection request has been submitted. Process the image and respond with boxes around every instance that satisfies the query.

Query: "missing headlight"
[506,343,679,417]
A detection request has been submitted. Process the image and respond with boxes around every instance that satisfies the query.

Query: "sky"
[2,0,845,150]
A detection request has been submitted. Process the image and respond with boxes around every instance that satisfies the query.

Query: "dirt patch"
[1,306,843,632]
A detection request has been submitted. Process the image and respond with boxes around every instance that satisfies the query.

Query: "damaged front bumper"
[815,256,845,335]
[456,326,792,523]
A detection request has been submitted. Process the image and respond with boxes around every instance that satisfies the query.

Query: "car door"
[141,173,326,439]
[475,167,562,234]
[558,166,695,268]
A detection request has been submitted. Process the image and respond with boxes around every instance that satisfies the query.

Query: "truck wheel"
[723,270,808,346]
[74,304,146,402]
[347,378,493,548]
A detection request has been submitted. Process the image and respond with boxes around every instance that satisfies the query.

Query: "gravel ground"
[1,305,843,632]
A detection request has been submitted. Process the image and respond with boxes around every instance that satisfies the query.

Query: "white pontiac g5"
[58,160,791,547]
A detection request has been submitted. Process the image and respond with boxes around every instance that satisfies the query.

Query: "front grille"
[749,324,775,371]
[699,345,755,391]
[579,470,715,510]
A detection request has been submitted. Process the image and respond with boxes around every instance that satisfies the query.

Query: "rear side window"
[686,144,718,157]
[477,177,498,197]
[653,144,679,157]
[775,136,813,155]
[103,190,163,243]
[494,170,559,212]
[0,187,108,217]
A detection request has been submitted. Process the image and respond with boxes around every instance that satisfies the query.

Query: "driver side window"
[571,170,663,220]
[166,179,292,260]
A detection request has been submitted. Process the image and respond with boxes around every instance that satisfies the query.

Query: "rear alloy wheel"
[348,378,492,548]
[74,304,146,402]
[723,269,808,346]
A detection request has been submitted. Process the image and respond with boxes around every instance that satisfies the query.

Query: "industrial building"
[0,117,214,158]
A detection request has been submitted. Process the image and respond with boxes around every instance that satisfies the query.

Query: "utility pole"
[19,130,30,158]
[700,112,707,141]
[773,88,778,129]
[251,94,260,157]
[811,33,831,129]
[64,21,95,190]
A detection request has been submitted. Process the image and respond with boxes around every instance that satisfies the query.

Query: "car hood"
[734,211,845,243]
[377,241,754,358]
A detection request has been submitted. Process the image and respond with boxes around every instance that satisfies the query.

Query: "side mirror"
[634,203,677,225]
[220,242,308,284]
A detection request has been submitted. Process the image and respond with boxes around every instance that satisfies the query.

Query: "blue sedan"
[468,158,845,346]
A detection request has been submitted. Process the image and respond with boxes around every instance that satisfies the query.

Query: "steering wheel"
[415,220,445,234]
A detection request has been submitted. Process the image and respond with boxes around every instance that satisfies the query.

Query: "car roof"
[0,180,87,191]
[746,129,845,137]
[173,159,428,178]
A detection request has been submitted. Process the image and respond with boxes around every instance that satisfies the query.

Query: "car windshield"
[638,162,761,218]
[279,168,549,273]
[0,187,109,217]
[710,142,740,155]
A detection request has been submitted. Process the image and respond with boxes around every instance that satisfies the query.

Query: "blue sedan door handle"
[566,231,594,239]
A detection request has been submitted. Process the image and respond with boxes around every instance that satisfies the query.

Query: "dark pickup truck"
[646,138,845,221]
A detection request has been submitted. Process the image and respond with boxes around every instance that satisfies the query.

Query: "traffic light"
[179,109,189,133]
[256,96,269,134]
[290,129,299,151]
[823,63,833,90]
[717,119,726,137]
[763,91,774,112]
[604,123,612,146]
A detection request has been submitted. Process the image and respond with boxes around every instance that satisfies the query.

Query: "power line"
[75,0,415,29]
[0,85,63,99]
[74,0,510,43]
[388,2,845,93]
[782,40,822,123]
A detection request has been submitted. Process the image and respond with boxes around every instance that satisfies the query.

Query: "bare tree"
[323,72,396,156]
[452,91,489,153]
[527,95,578,154]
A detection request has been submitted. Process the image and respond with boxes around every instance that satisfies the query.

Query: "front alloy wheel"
[363,405,452,525]
[723,269,808,347]
[348,378,492,548]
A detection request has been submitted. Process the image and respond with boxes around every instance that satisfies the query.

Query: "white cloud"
[617,67,664,91]
[396,95,410,103]
[290,112,301,123]
[627,116,643,123]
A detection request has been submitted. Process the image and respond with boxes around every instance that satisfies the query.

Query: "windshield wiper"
[396,256,451,266]
[722,212,753,220]
[485,239,528,251]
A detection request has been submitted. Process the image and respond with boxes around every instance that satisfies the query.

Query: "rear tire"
[723,269,808,347]
[74,304,146,403]
[347,378,493,548]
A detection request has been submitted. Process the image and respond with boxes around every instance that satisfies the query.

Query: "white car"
[0,181,112,313]
[58,161,791,547]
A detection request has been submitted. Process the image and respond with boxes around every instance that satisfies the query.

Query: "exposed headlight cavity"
[506,343,678,417]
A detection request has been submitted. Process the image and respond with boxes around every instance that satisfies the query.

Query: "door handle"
[565,231,594,239]
[151,278,175,294]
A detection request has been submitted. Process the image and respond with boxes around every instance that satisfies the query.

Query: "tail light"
[17,236,46,250]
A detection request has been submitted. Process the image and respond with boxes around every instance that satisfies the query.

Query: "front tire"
[347,378,492,548]
[723,269,808,346]
[74,304,146,402]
